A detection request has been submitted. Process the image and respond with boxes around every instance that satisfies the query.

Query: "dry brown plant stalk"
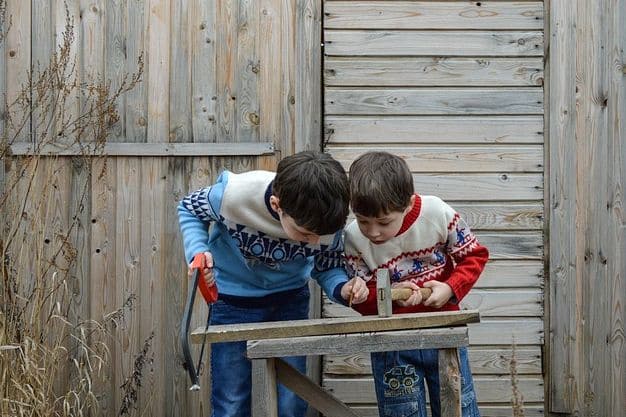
[510,340,526,417]
[0,3,147,416]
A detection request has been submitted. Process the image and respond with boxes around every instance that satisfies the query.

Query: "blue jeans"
[371,347,480,417]
[209,285,309,417]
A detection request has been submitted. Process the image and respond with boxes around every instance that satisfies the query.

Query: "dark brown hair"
[349,151,414,217]
[273,151,349,235]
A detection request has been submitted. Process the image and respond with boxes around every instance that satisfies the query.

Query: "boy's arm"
[443,210,489,303]
[177,173,227,263]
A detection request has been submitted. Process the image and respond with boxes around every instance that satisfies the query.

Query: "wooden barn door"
[1,1,320,417]
[322,2,546,416]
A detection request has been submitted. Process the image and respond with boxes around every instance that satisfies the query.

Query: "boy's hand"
[189,251,215,288]
[391,281,424,307]
[341,277,368,305]
[422,280,453,308]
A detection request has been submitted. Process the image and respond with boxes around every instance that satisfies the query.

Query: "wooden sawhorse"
[190,310,480,417]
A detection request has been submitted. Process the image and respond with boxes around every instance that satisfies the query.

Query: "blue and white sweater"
[178,170,348,303]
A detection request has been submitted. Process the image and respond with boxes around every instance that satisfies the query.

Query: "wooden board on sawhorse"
[189,310,480,417]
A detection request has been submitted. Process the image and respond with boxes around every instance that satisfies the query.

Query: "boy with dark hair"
[344,151,489,417]
[178,150,368,417]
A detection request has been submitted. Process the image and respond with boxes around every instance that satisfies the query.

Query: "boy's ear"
[404,194,416,215]
[269,195,281,212]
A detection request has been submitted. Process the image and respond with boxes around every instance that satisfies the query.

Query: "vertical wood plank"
[216,0,238,143]
[90,156,118,414]
[191,0,217,143]
[105,0,126,142]
[252,358,279,417]
[577,1,611,415]
[170,0,191,144]
[146,0,170,144]
[607,0,626,413]
[234,0,259,143]
[5,0,31,142]
[115,157,142,414]
[259,0,282,154]
[295,0,321,152]
[281,0,295,155]
[139,157,166,414]
[55,1,80,143]
[438,348,462,417]
[126,0,147,142]
[163,157,191,417]
[547,0,577,412]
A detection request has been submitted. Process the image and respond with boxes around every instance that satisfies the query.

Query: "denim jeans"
[209,285,309,417]
[371,347,481,417]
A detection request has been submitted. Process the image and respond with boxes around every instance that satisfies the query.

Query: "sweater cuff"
[333,282,348,306]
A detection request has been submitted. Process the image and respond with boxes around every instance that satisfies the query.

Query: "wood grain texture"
[191,310,480,343]
[324,30,544,57]
[324,1,544,30]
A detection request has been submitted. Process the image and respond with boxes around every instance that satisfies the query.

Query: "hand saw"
[179,253,218,391]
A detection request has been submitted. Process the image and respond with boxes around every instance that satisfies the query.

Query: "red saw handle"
[191,253,218,304]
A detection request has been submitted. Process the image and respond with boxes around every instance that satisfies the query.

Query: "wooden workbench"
[191,309,480,416]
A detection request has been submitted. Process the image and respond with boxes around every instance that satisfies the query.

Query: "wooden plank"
[325,87,543,115]
[90,156,117,414]
[55,1,80,144]
[162,157,191,417]
[234,0,259,143]
[547,0,577,412]
[476,232,543,260]
[328,145,544,172]
[439,348,461,417]
[281,0,296,154]
[295,0,322,152]
[216,0,238,143]
[475,260,544,288]
[5,0,31,142]
[469,319,544,345]
[191,310,480,343]
[126,0,147,142]
[323,376,544,404]
[324,346,543,376]
[323,289,542,319]
[324,30,544,57]
[139,157,166,414]
[452,203,543,231]
[324,57,544,87]
[81,0,105,83]
[9,141,275,156]
[146,0,170,144]
[170,0,192,144]
[412,173,543,201]
[324,1,544,30]
[247,327,469,358]
[274,359,360,417]
[259,0,283,152]
[191,0,217,143]
[104,0,127,142]
[252,359,279,417]
[325,116,544,145]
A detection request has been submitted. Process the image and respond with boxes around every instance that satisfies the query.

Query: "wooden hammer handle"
[391,287,432,301]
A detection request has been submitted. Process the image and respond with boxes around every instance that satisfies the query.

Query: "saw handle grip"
[391,287,432,302]
[191,253,218,304]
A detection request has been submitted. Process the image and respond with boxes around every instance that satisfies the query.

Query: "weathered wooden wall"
[1,1,320,416]
[548,0,626,415]
[322,1,546,416]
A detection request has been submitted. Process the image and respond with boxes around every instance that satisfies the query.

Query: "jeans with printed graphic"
[209,285,309,417]
[371,347,481,417]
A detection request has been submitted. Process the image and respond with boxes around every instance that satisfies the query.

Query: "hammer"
[376,268,432,317]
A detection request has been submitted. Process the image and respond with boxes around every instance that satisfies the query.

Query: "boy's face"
[354,196,415,244]
[270,196,321,244]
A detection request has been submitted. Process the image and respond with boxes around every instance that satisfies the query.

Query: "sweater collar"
[396,194,421,236]
[264,180,280,221]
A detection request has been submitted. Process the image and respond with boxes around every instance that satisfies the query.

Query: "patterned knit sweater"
[344,194,489,316]
[178,170,348,302]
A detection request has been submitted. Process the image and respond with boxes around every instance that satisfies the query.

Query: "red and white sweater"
[344,194,489,316]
